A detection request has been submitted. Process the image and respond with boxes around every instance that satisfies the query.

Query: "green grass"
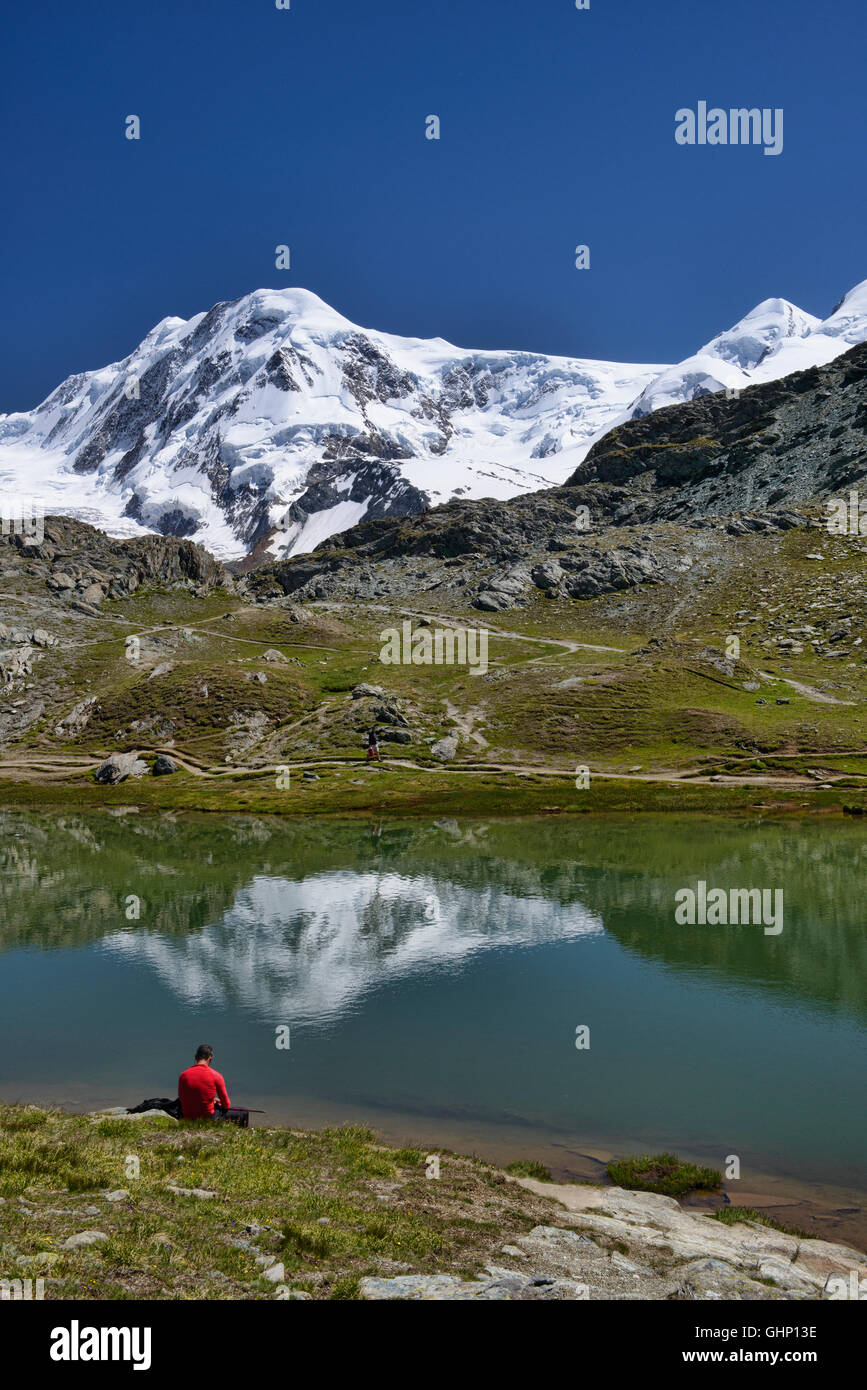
[711,1206,812,1240]
[505,1160,552,1181]
[2,765,863,819]
[6,513,867,817]
[607,1152,722,1197]
[0,1104,564,1301]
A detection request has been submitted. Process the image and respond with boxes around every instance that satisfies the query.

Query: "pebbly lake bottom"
[1,810,865,1246]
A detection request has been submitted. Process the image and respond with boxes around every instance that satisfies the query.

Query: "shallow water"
[1,810,864,1229]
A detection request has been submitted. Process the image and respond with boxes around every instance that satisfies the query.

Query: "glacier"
[1,280,865,561]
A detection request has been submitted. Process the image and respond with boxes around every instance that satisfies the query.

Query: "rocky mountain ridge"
[2,279,865,561]
[246,338,867,611]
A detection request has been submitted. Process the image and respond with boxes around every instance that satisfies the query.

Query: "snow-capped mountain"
[1,280,865,561]
[0,289,662,561]
[626,280,867,418]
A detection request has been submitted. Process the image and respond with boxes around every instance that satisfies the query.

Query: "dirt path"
[769,675,856,705]
[4,600,865,792]
[1,747,859,791]
[393,605,625,656]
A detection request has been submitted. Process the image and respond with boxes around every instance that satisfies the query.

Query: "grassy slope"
[0,1104,571,1301]
[3,519,867,815]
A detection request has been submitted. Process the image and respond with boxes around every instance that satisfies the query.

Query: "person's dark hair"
[195,1044,213,1062]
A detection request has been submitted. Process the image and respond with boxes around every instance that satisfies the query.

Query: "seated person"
[178,1043,231,1120]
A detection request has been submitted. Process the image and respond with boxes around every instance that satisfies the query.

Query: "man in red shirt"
[178,1044,231,1120]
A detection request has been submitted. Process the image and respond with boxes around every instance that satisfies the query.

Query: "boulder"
[564,548,659,599]
[474,590,514,612]
[47,571,76,591]
[62,1231,108,1249]
[152,755,179,776]
[675,1258,811,1301]
[380,728,412,744]
[94,752,149,785]
[490,572,529,596]
[531,562,563,591]
[0,647,33,685]
[431,735,459,761]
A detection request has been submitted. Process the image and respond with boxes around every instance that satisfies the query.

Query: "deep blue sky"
[2,0,865,411]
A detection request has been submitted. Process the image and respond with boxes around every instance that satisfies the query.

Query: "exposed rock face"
[359,1267,584,1301]
[278,458,428,542]
[562,547,660,599]
[245,338,867,611]
[359,1181,867,1301]
[0,646,33,685]
[248,484,692,609]
[54,697,98,739]
[473,569,531,611]
[513,1179,867,1301]
[571,339,867,524]
[474,589,515,612]
[431,735,459,761]
[0,287,668,558]
[676,1258,808,1301]
[1,516,230,599]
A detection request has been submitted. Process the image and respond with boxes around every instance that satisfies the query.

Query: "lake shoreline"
[1,1102,864,1302]
[5,1090,865,1253]
[1,767,865,818]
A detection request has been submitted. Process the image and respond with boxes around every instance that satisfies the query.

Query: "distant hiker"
[366,726,381,761]
[178,1044,232,1120]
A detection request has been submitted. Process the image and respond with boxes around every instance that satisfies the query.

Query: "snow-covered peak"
[1,277,865,560]
[626,279,867,420]
[0,288,665,558]
[821,277,867,341]
[703,297,819,370]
